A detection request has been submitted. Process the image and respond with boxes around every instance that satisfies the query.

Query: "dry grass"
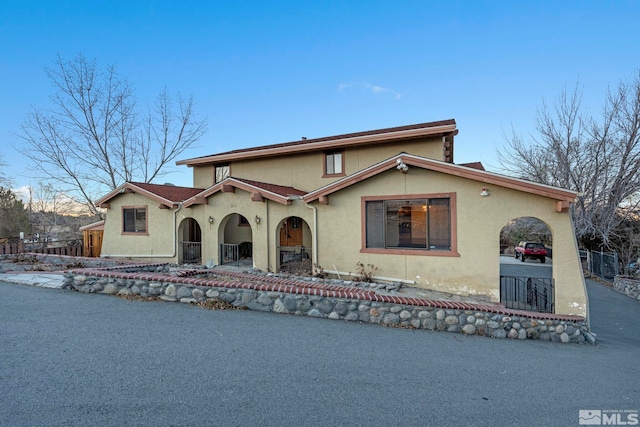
[197,299,248,311]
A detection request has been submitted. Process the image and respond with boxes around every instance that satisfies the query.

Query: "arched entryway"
[499,216,554,312]
[219,213,253,266]
[178,218,202,264]
[277,216,312,273]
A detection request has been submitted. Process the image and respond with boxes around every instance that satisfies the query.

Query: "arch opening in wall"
[219,213,253,266]
[277,216,312,274]
[178,218,202,264]
[499,216,555,313]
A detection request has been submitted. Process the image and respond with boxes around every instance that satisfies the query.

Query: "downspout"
[305,202,318,266]
[304,200,413,284]
[266,200,270,271]
[102,203,183,259]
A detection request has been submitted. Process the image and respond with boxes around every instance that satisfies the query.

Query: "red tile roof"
[127,182,203,202]
[233,178,306,197]
[457,162,485,171]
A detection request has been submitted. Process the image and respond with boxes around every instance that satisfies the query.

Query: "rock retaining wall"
[613,276,640,302]
[64,265,594,344]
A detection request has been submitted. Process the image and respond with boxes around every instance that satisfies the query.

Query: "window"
[324,151,344,176]
[364,196,453,252]
[215,164,230,183]
[122,207,147,233]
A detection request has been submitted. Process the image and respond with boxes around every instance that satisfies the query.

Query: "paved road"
[0,280,638,426]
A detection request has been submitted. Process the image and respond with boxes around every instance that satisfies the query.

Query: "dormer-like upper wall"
[177,119,457,191]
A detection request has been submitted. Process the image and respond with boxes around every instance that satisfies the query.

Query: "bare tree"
[0,154,9,188]
[28,182,81,238]
[13,54,207,216]
[499,72,640,253]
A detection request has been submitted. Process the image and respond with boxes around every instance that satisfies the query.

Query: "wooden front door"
[280,217,303,246]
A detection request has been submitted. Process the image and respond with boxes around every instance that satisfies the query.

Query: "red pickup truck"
[514,241,547,263]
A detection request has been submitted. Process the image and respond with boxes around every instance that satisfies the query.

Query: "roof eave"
[303,154,578,204]
[95,183,178,209]
[184,178,298,207]
[177,124,457,167]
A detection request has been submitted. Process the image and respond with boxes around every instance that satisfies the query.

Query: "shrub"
[355,262,378,282]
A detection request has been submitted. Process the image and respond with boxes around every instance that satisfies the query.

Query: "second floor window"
[215,164,230,183]
[325,151,343,176]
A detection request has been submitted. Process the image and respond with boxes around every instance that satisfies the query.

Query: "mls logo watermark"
[579,410,639,425]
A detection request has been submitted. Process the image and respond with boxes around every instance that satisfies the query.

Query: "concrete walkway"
[0,272,65,289]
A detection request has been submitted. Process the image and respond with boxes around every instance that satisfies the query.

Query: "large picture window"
[122,207,147,233]
[364,195,453,253]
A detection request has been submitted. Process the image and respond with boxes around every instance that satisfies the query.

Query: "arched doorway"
[178,218,202,264]
[219,213,253,266]
[499,217,554,313]
[277,216,312,273]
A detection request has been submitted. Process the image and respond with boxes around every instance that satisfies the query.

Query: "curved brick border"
[64,263,593,344]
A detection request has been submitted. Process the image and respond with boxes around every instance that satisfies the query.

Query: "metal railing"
[278,246,311,265]
[500,276,554,313]
[180,241,201,264]
[220,243,239,265]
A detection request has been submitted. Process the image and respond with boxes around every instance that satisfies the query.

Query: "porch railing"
[278,246,311,265]
[500,276,554,313]
[180,241,201,264]
[220,243,239,265]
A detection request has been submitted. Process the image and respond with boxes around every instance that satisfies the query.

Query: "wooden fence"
[1,241,83,257]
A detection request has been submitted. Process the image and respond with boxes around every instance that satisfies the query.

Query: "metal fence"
[500,276,555,313]
[180,241,201,264]
[581,250,619,281]
[220,243,239,265]
[278,246,311,265]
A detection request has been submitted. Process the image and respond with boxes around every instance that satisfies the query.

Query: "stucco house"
[95,119,588,317]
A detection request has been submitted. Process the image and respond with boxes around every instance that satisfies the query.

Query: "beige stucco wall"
[100,192,179,262]
[190,137,444,191]
[102,159,587,317]
[192,165,214,189]
[181,190,314,271]
[311,167,587,317]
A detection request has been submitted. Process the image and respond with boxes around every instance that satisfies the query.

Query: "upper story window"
[215,164,230,183]
[122,206,147,234]
[324,150,344,177]
[363,195,454,253]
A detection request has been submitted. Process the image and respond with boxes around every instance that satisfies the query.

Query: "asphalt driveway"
[0,279,638,426]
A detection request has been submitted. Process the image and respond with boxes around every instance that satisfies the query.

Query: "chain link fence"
[581,250,619,282]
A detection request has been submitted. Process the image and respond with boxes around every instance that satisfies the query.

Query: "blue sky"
[1,0,639,197]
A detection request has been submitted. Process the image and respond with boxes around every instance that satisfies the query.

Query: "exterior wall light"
[396,158,409,174]
[208,216,214,224]
[255,215,261,224]
[480,188,489,197]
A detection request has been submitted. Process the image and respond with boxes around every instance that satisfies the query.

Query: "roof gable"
[303,154,577,211]
[183,177,306,207]
[177,119,457,166]
[96,182,204,209]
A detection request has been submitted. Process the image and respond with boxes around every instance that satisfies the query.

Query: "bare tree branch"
[12,53,208,216]
[500,72,640,257]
